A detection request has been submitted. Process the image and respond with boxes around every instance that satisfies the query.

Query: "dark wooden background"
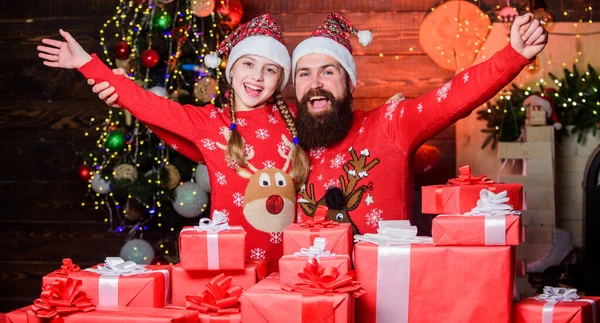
[1,0,596,313]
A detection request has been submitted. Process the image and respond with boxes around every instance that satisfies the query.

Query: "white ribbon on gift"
[354,220,433,246]
[462,189,521,245]
[354,220,432,323]
[84,257,170,307]
[293,237,336,261]
[180,210,242,270]
[533,286,597,323]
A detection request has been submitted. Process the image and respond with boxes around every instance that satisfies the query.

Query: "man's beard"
[295,88,353,150]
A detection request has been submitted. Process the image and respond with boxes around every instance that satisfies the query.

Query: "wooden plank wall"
[0,0,594,312]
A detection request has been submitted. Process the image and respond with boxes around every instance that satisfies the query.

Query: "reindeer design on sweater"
[299,147,379,234]
[216,133,296,233]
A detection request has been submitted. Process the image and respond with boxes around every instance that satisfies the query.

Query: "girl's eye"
[244,62,253,67]
[266,68,276,74]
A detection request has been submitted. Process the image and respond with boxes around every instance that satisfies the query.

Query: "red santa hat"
[292,12,373,88]
[523,88,562,130]
[205,14,290,90]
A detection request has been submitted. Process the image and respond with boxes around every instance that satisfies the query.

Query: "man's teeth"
[245,84,262,91]
[310,96,327,101]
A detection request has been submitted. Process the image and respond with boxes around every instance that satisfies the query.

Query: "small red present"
[241,259,364,323]
[6,277,195,323]
[513,287,600,323]
[283,206,352,256]
[279,237,351,288]
[42,257,170,308]
[432,189,522,246]
[179,211,246,271]
[353,221,514,323]
[422,165,524,214]
[171,260,266,306]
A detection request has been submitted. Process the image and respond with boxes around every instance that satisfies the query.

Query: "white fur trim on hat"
[292,36,357,88]
[225,35,291,91]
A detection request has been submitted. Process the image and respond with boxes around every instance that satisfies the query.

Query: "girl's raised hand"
[37,29,92,69]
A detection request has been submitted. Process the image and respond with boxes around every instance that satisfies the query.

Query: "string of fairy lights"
[81,0,227,248]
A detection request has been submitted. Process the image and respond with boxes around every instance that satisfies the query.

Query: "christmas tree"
[78,0,243,264]
[499,99,520,142]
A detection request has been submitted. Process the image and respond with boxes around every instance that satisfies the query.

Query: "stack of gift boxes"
[6,165,600,322]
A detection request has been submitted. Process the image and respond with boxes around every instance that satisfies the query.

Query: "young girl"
[38,14,310,273]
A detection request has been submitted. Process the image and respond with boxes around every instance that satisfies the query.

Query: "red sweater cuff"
[498,44,536,68]
[78,54,115,82]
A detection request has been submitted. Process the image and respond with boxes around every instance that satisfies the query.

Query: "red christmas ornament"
[78,164,93,181]
[215,0,243,30]
[413,144,440,173]
[115,41,131,60]
[141,49,160,68]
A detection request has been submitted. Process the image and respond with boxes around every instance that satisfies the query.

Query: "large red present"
[432,189,522,246]
[353,221,514,323]
[279,237,351,288]
[422,165,524,214]
[283,206,352,256]
[6,276,195,323]
[171,260,266,306]
[42,257,170,308]
[179,212,246,271]
[241,268,363,323]
[513,287,600,323]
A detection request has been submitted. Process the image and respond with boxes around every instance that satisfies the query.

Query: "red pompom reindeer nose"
[266,195,284,214]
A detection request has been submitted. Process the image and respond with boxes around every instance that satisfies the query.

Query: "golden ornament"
[124,200,143,221]
[194,77,218,102]
[113,164,138,183]
[160,164,181,190]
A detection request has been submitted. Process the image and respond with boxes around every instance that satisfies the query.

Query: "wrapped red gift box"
[513,296,600,323]
[422,166,523,214]
[42,261,170,308]
[6,306,197,323]
[279,254,351,288]
[283,223,352,256]
[241,274,354,323]
[170,260,266,306]
[353,242,514,323]
[432,214,521,246]
[179,214,246,271]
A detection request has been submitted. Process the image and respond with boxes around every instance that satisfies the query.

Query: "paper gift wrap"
[512,287,600,323]
[433,214,521,245]
[171,260,266,306]
[179,212,246,271]
[279,237,351,288]
[6,306,198,323]
[241,274,354,323]
[42,257,170,308]
[353,242,514,323]
[432,189,522,246]
[283,222,352,257]
[422,165,523,214]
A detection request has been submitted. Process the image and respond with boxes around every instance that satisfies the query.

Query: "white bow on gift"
[465,189,521,216]
[85,257,148,276]
[194,210,231,232]
[534,286,580,302]
[294,237,336,260]
[354,220,433,245]
[532,286,597,323]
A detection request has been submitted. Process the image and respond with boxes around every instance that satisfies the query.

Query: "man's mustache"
[299,89,335,106]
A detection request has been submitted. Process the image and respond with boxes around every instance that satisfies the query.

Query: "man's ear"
[349,83,356,93]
